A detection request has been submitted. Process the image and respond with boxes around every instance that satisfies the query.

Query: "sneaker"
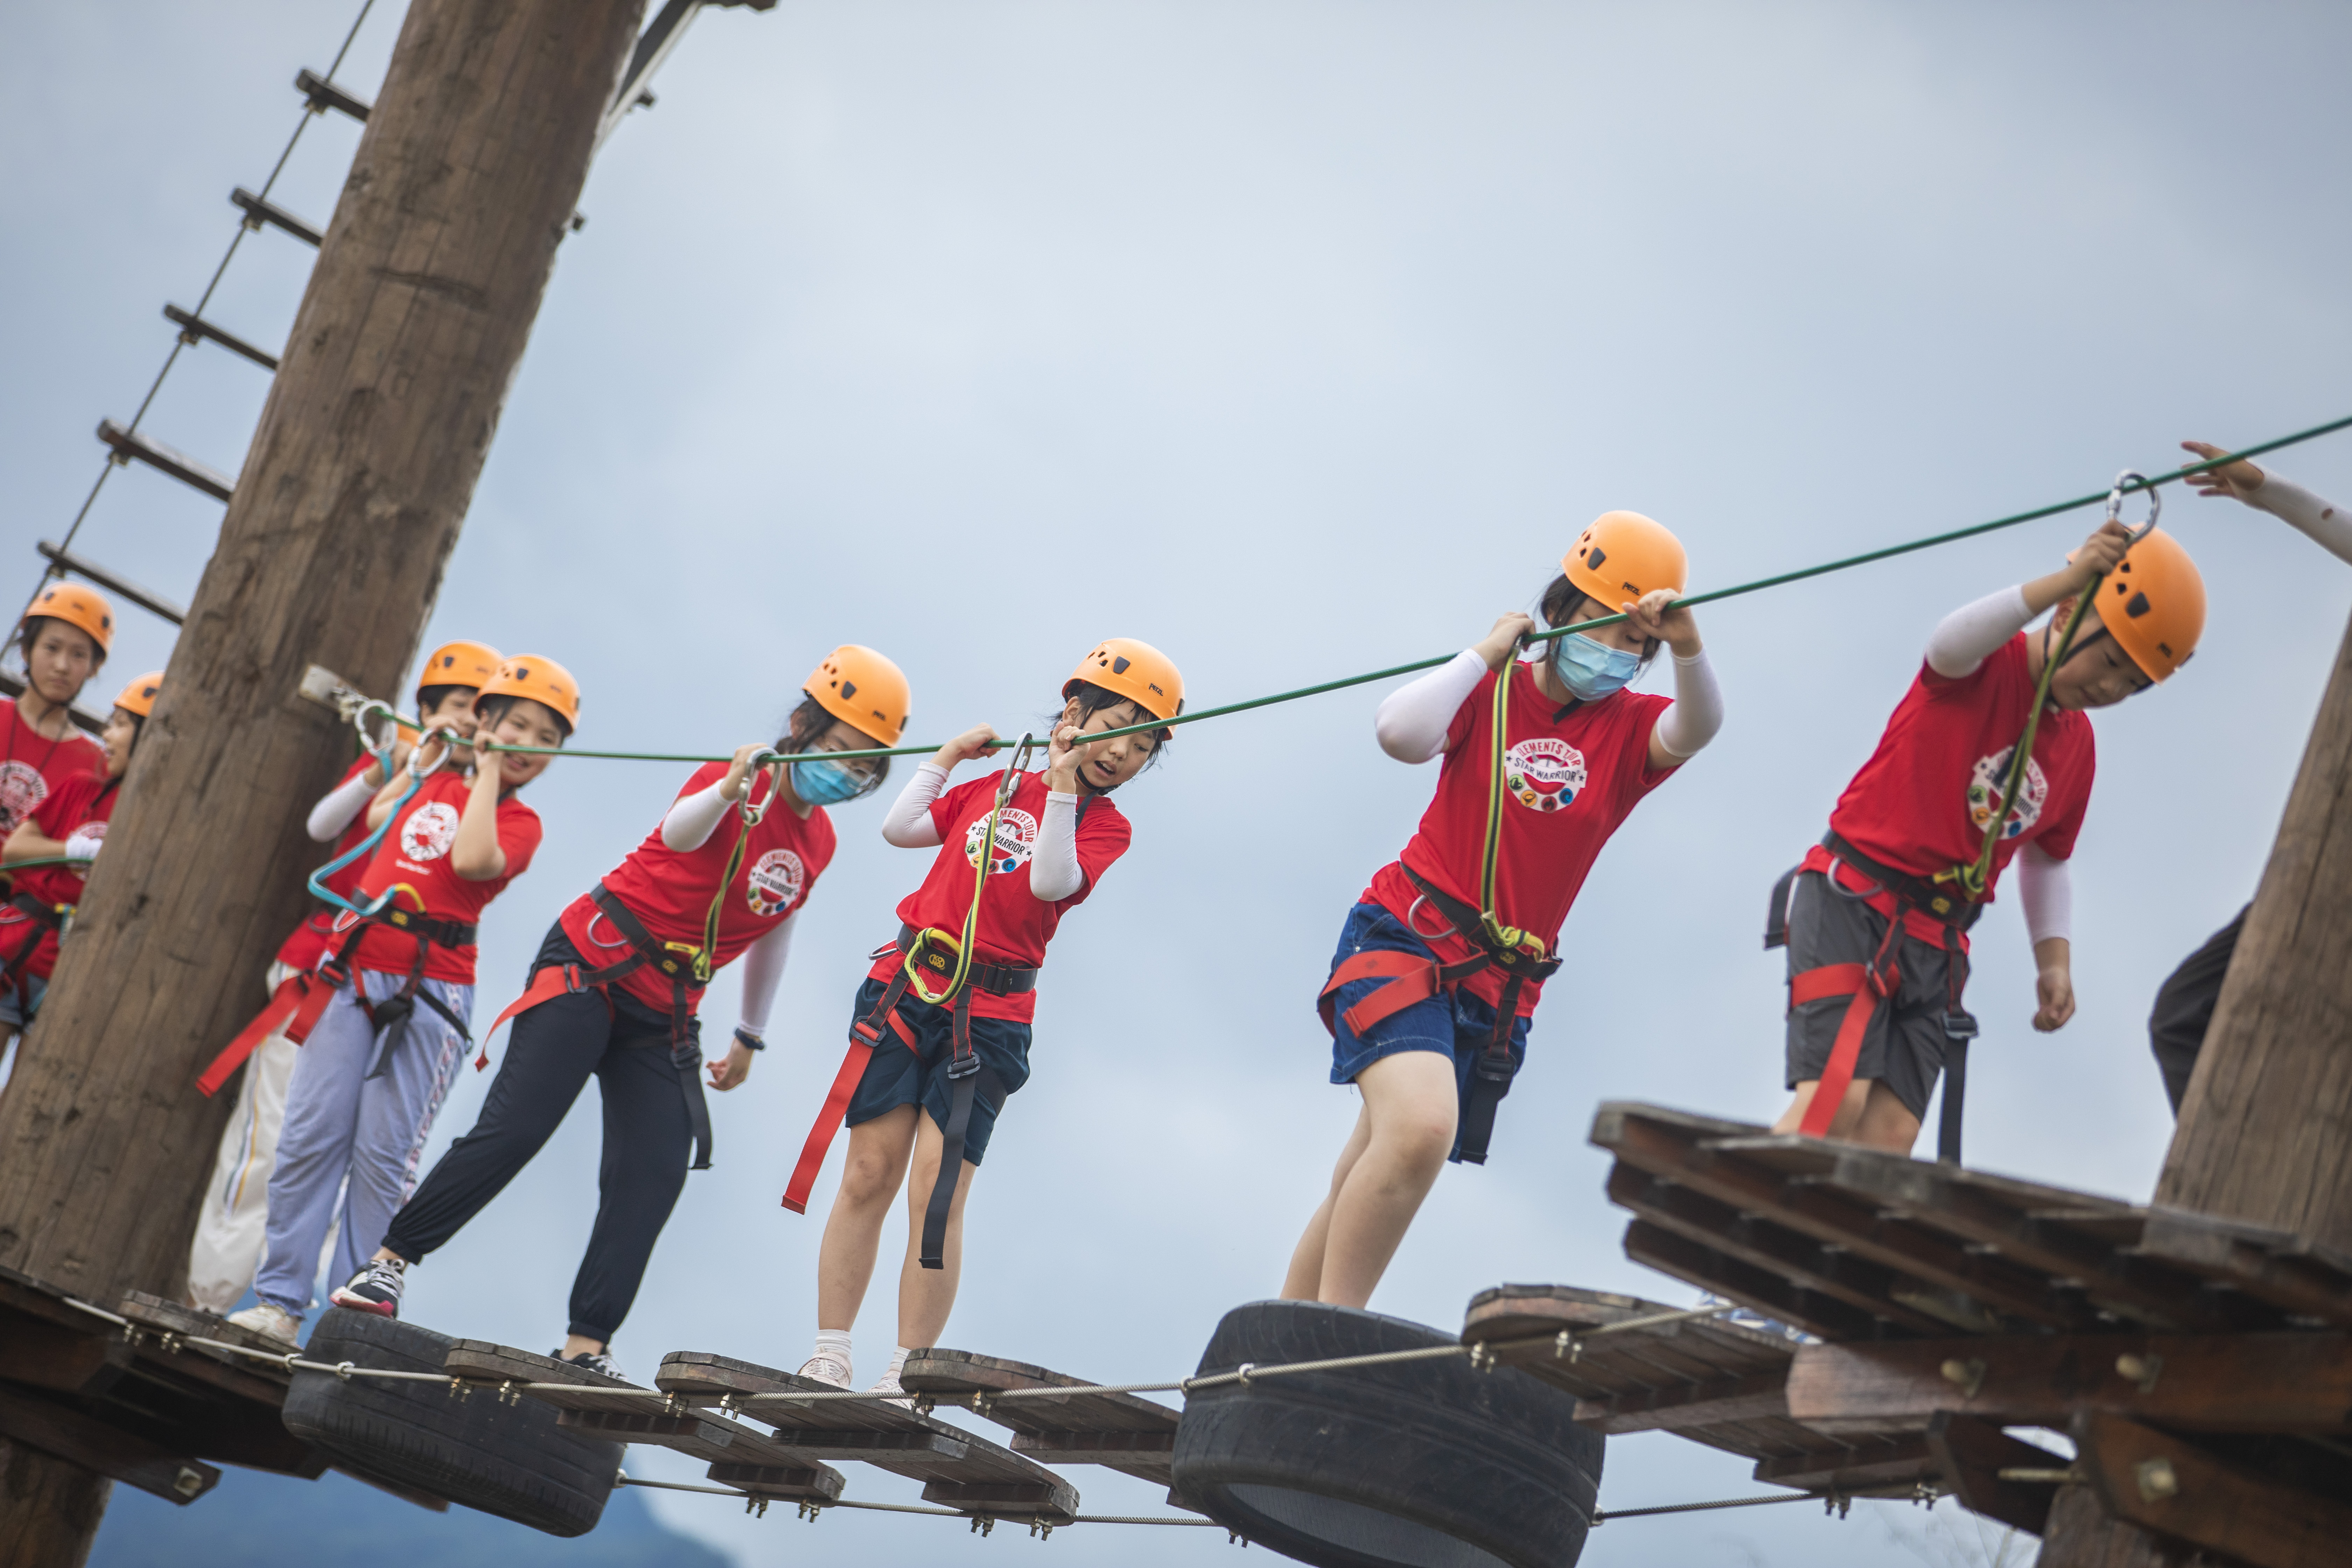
[797,1353,852,1390]
[226,1302,303,1346]
[328,1257,406,1318]
[866,1372,913,1411]
[557,1348,625,1382]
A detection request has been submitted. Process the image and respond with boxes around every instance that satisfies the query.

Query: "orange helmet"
[114,671,164,719]
[1065,638,1184,722]
[476,655,581,733]
[2089,528,2204,682]
[1562,511,1688,609]
[416,640,501,701]
[23,581,115,655]
[805,645,911,746]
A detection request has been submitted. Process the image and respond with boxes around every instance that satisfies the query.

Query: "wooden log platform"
[899,1348,1187,1496]
[656,1351,1080,1522]
[1576,1102,2352,1564]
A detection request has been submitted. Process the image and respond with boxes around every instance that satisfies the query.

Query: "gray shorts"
[1782,870,1969,1120]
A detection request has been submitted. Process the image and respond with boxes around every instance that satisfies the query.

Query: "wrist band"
[733,1027,765,1052]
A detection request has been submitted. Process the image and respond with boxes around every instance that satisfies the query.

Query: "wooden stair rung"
[95,419,234,502]
[230,187,322,247]
[164,303,279,372]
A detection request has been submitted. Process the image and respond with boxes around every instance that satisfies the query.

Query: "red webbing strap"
[194,974,308,1097]
[1316,951,1444,1039]
[476,963,588,1071]
[783,1008,917,1214]
[1793,961,1891,1139]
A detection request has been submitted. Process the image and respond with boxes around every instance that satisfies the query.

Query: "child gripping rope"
[790,640,1181,1402]
[1283,512,1726,1310]
[1769,508,2205,1156]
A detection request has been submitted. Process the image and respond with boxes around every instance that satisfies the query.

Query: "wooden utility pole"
[0,1,645,1560]
[2036,609,2352,1564]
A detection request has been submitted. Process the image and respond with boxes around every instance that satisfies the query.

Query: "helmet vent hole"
[2124,591,2151,618]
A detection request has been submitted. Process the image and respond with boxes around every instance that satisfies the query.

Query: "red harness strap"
[782,988,917,1214]
[1790,959,1896,1138]
[193,971,340,1097]
[1317,950,1475,1038]
[476,961,607,1070]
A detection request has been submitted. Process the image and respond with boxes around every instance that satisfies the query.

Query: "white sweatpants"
[187,964,343,1313]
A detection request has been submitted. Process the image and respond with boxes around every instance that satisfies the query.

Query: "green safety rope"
[458,414,2349,764]
[0,856,92,872]
[904,735,1036,1007]
[1475,647,1548,960]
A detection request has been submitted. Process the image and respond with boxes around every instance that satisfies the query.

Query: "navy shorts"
[843,975,1032,1167]
[1323,902,1531,1161]
[0,971,44,1029]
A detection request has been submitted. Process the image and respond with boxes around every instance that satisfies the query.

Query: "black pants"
[2148,904,2247,1116]
[384,925,697,1340]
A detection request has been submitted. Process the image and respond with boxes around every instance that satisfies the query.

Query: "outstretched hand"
[2181,439,2266,502]
[707,1037,755,1091]
[933,723,1000,770]
[1621,588,1700,656]
[2032,961,2076,1032]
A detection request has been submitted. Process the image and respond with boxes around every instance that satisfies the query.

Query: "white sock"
[885,1345,910,1384]
[813,1328,853,1382]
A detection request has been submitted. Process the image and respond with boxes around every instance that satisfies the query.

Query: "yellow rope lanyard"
[905,734,1037,1007]
[1942,473,2157,903]
[1475,644,1548,960]
[694,751,783,985]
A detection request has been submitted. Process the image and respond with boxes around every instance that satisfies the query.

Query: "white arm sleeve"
[1651,649,1724,760]
[1029,791,1085,901]
[1374,649,1488,763]
[2015,841,2072,946]
[881,762,949,848]
[660,781,731,852]
[734,910,796,1039]
[1925,585,2035,679]
[306,771,378,842]
[2245,473,2352,567]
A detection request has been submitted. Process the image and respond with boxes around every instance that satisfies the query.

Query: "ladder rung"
[96,419,236,503]
[36,542,186,626]
[295,68,372,124]
[230,188,321,248]
[163,304,279,372]
[0,670,106,737]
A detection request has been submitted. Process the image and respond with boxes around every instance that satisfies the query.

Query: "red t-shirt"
[0,773,118,981]
[344,771,541,984]
[276,754,383,974]
[557,763,838,1017]
[868,770,1132,1023]
[1365,662,1677,1016]
[1800,632,2094,945]
[0,697,105,841]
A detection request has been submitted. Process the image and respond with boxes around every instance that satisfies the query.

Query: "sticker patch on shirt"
[1967,748,2048,840]
[70,820,106,844]
[746,848,806,917]
[0,761,49,832]
[963,806,1039,875]
[399,801,462,862]
[1504,738,1588,813]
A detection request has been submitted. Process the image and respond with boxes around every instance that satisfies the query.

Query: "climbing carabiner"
[737,748,784,826]
[351,698,401,766]
[409,726,459,780]
[2105,469,2160,544]
[996,732,1038,806]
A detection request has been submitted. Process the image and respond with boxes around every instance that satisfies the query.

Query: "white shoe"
[867,1372,913,1410]
[227,1302,302,1346]
[797,1353,852,1390]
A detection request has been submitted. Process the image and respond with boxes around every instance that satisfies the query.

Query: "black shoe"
[556,1348,624,1381]
[328,1257,406,1318]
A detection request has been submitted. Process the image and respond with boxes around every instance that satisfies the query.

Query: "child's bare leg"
[1316,1052,1458,1309]
[894,1111,975,1349]
[1774,1078,1922,1153]
[817,1106,918,1330]
[1282,1106,1374,1300]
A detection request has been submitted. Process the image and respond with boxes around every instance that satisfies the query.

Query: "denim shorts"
[0,971,47,1029]
[1323,902,1531,1156]
[843,975,1033,1167]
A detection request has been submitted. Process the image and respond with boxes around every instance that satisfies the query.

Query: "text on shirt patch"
[1505,737,1588,813]
[746,848,806,917]
[962,807,1039,875]
[0,761,49,832]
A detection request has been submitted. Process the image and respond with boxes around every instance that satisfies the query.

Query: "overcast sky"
[8,2,2351,1564]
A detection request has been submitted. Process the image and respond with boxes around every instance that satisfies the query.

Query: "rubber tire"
[1172,1300,1600,1568]
[280,1309,621,1538]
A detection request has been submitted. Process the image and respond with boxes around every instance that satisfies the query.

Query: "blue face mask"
[1549,631,1640,701]
[790,756,865,806]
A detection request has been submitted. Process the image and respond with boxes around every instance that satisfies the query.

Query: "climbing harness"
[1773,475,2160,1161]
[784,736,1045,1267]
[1318,650,1560,1163]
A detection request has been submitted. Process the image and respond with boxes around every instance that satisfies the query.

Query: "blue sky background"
[8,2,2351,1564]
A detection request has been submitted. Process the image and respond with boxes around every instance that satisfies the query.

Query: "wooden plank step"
[445,1341,656,1416]
[2140,1209,2352,1328]
[552,1408,844,1501]
[116,1291,291,1382]
[899,1348,1179,1485]
[657,1351,1078,1521]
